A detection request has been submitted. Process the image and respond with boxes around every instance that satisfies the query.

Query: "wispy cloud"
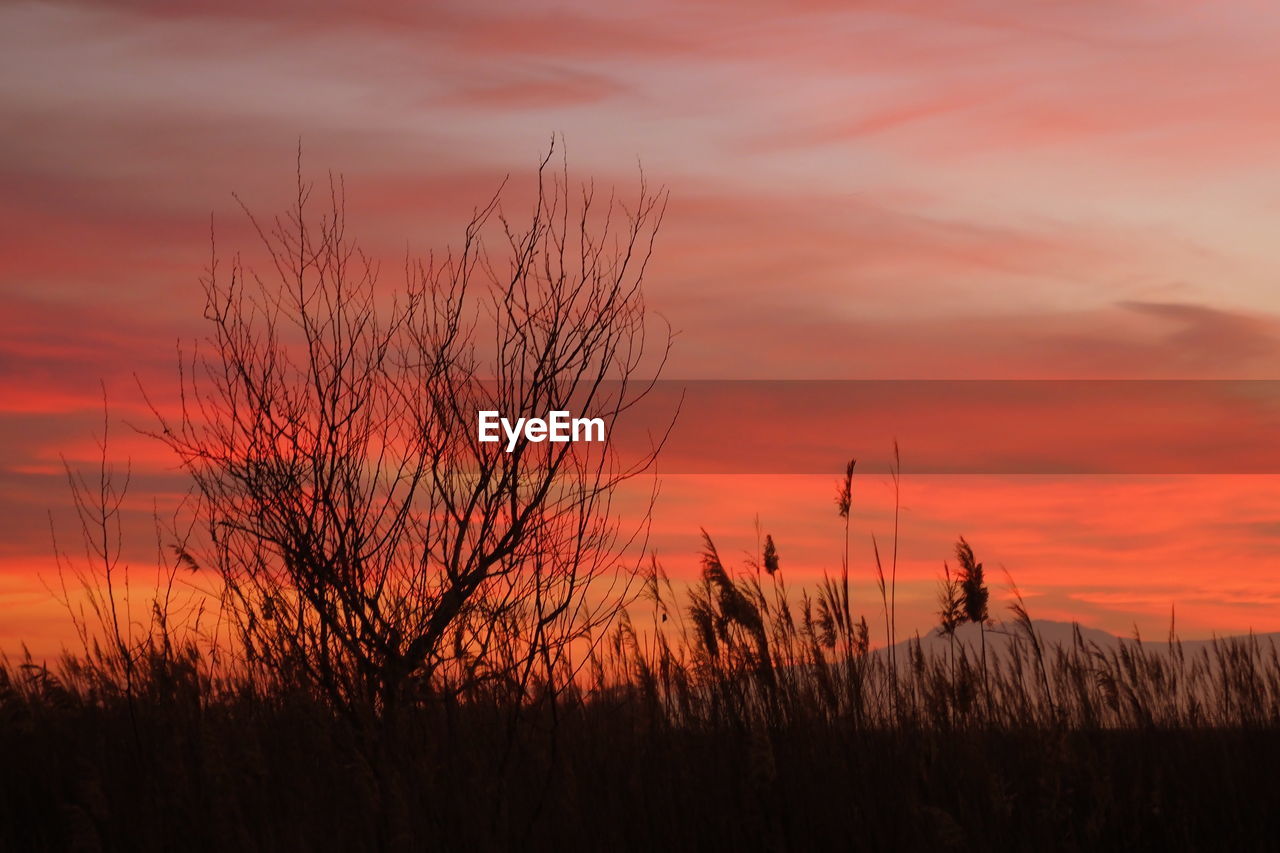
[5,0,1280,651]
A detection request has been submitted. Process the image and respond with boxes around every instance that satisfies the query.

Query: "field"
[5,537,1280,851]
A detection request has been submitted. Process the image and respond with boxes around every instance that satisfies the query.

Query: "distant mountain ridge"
[883,618,1280,663]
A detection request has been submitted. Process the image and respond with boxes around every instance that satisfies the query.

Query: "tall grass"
[604,536,1280,732]
[6,465,1280,849]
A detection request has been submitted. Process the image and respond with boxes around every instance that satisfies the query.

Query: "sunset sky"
[5,0,1280,657]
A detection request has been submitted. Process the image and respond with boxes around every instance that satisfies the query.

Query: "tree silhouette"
[146,146,672,716]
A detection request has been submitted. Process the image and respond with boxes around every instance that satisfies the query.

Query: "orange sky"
[5,0,1280,658]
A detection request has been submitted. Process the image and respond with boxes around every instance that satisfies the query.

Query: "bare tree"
[146,145,672,715]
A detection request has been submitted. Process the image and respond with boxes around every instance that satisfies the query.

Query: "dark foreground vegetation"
[5,596,1280,852]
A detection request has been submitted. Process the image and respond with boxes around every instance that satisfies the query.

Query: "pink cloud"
[5,0,1280,657]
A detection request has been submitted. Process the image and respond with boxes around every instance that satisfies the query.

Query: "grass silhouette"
[5,471,1280,851]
